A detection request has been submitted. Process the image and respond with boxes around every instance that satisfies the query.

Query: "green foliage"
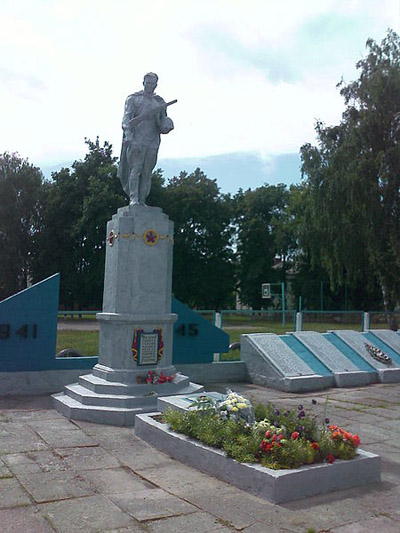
[0,152,44,300]
[31,138,126,308]
[233,184,290,308]
[300,30,400,309]
[153,168,236,309]
[254,402,318,441]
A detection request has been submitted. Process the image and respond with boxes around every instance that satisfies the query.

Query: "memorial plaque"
[139,333,159,365]
[294,331,359,372]
[369,330,400,355]
[333,330,394,369]
[131,328,163,366]
[249,334,315,377]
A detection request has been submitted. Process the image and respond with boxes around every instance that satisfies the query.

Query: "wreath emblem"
[364,343,392,364]
[143,229,159,246]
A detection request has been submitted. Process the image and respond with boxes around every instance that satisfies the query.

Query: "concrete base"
[0,369,94,396]
[52,369,203,426]
[175,361,249,384]
[135,412,381,504]
[333,370,377,388]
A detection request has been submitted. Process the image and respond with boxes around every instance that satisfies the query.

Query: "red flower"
[311,442,319,451]
[265,430,271,439]
[272,434,277,442]
[352,434,361,447]
[327,454,335,464]
[291,431,300,440]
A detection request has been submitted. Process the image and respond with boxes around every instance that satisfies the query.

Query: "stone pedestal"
[53,205,203,426]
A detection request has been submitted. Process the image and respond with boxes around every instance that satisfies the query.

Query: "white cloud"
[0,0,399,168]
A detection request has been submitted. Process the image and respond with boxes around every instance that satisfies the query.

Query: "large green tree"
[300,30,400,310]
[31,138,126,308]
[234,184,290,309]
[154,168,236,309]
[0,152,44,300]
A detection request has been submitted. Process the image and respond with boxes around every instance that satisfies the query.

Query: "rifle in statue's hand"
[129,99,177,127]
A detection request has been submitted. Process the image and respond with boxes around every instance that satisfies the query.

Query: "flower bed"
[162,392,362,470]
[134,391,381,503]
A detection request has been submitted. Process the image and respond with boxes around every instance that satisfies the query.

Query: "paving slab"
[4,450,68,475]
[55,445,121,471]
[80,466,155,495]
[330,515,400,532]
[109,488,197,522]
[135,461,232,497]
[0,430,48,454]
[0,506,54,532]
[146,510,233,532]
[183,486,273,530]
[17,470,94,503]
[0,477,32,509]
[0,458,12,478]
[40,494,140,532]
[34,428,99,448]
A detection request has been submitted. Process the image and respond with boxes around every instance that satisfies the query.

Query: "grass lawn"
[56,330,99,356]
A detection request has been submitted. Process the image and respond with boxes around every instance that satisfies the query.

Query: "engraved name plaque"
[139,333,159,365]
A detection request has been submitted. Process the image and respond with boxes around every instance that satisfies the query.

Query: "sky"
[1,0,400,194]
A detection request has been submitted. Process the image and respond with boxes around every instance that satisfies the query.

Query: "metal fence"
[220,309,296,331]
[300,310,364,332]
[57,308,399,334]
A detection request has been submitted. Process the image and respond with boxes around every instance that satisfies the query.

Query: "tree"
[31,138,126,308]
[234,184,289,309]
[0,152,43,300]
[300,30,400,310]
[155,168,235,309]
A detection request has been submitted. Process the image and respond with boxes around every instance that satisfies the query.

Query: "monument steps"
[52,392,146,425]
[63,383,159,408]
[78,372,191,395]
[53,380,204,426]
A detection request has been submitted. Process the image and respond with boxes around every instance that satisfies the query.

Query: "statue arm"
[155,96,174,134]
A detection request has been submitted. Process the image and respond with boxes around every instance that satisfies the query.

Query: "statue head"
[143,72,158,94]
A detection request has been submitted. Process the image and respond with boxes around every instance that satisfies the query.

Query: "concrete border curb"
[135,412,381,504]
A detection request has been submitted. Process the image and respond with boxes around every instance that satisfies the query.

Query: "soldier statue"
[117,72,176,205]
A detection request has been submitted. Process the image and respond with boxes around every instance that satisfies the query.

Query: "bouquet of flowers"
[216,390,255,424]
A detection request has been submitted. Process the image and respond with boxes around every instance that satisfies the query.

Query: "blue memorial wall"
[0,274,97,372]
[172,298,229,364]
[0,275,229,373]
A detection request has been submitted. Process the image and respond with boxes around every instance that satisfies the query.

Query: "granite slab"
[332,330,400,383]
[293,331,376,387]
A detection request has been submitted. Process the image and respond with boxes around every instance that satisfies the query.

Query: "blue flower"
[325,417,330,424]
[298,404,303,410]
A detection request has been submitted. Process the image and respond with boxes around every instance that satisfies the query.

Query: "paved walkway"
[1,383,400,532]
